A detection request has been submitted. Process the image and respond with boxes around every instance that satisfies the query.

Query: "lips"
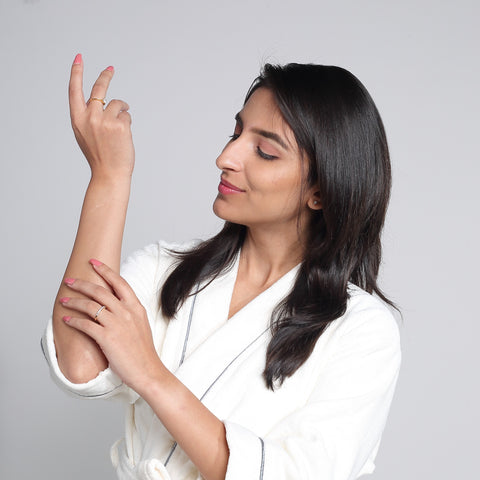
[218,178,245,194]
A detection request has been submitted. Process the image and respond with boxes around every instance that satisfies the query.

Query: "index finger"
[69,53,86,119]
[89,259,137,303]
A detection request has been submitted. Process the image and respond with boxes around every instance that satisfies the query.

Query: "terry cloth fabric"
[42,240,401,480]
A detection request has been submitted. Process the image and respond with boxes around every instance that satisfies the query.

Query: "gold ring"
[94,305,106,320]
[88,97,106,106]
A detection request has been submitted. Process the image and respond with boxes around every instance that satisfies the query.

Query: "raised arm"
[52,54,134,383]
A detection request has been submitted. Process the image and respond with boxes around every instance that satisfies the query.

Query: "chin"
[212,198,246,225]
[212,197,230,222]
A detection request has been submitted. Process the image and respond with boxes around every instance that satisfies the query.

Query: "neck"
[239,224,306,286]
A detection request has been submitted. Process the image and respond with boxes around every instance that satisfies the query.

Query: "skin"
[214,88,321,316]
[53,57,320,480]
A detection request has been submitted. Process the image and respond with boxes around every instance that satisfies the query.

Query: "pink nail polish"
[63,316,71,322]
[106,66,114,72]
[60,297,70,303]
[64,277,75,286]
[73,53,82,65]
[89,259,103,267]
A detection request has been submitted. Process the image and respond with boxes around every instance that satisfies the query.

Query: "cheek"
[249,164,297,190]
[253,177,303,216]
[270,171,302,199]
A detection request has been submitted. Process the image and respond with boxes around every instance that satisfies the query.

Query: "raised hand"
[69,53,135,180]
[52,55,136,384]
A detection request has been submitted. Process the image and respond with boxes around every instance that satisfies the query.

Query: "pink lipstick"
[218,178,245,195]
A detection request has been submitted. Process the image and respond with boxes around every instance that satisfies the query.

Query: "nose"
[216,137,244,172]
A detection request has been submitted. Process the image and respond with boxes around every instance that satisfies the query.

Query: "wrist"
[131,358,170,400]
[90,171,132,187]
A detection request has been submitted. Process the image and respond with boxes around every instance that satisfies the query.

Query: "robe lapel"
[173,257,300,404]
[158,254,240,372]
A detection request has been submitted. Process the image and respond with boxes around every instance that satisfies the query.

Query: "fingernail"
[60,297,70,303]
[106,66,114,72]
[73,53,82,65]
[89,259,103,267]
[63,316,71,323]
[64,277,76,286]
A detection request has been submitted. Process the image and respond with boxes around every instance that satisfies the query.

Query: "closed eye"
[256,146,277,160]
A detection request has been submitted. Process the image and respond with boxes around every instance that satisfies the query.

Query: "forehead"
[242,87,280,118]
[240,88,297,149]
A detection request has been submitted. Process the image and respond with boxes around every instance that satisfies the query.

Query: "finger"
[104,99,130,121]
[88,66,114,106]
[63,315,104,343]
[118,110,132,126]
[104,99,130,114]
[89,259,137,303]
[63,277,121,312]
[69,53,86,119]
[59,297,113,325]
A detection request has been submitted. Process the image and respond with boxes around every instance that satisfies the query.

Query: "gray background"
[1,0,478,478]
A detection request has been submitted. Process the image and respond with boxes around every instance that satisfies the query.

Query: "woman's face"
[213,87,318,233]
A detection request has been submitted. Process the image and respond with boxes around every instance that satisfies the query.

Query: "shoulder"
[329,283,401,362]
[121,239,202,274]
[120,239,202,296]
[343,284,400,338]
[307,284,401,372]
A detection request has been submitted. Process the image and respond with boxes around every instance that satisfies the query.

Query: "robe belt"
[113,438,172,480]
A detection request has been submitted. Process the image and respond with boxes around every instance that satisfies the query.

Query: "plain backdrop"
[1,0,478,478]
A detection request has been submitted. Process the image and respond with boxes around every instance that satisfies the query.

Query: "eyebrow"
[235,112,289,151]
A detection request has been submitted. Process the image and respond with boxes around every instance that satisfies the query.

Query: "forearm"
[53,175,131,382]
[137,365,229,480]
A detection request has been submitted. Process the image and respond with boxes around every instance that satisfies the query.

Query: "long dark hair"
[161,63,394,389]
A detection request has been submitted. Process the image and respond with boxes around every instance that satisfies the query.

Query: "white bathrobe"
[42,240,401,480]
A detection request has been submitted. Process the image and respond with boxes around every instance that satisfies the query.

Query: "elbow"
[52,318,109,384]
[57,351,109,384]
[62,364,105,384]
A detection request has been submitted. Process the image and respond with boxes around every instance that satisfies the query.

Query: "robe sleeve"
[41,242,170,404]
[223,303,401,480]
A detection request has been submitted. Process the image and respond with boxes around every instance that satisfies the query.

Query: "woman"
[42,54,401,480]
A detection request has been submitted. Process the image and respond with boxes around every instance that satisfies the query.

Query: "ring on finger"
[88,97,106,106]
[94,305,107,320]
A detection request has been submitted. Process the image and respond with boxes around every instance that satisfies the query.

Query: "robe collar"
[164,250,300,402]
